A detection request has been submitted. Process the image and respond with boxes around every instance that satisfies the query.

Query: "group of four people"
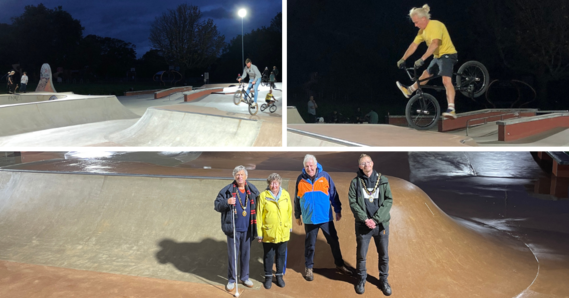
[214,154,393,295]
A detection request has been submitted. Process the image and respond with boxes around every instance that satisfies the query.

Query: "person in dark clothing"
[7,71,15,94]
[214,165,260,292]
[330,110,343,123]
[273,66,279,78]
[348,154,393,296]
[354,107,363,124]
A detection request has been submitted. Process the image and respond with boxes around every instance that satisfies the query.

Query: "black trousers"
[263,241,288,277]
[356,224,389,282]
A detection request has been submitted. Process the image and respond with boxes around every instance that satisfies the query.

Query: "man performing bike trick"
[396,4,458,119]
[238,58,262,104]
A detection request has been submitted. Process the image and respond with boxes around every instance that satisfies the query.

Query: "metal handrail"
[466,112,520,136]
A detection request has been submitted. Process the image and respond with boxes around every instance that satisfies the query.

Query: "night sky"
[0,0,282,58]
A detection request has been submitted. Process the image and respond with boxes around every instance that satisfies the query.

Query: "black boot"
[355,279,365,295]
[263,276,272,289]
[379,279,392,296]
[275,275,285,288]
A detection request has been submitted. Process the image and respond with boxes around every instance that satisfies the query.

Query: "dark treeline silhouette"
[0,4,281,85]
[288,0,569,120]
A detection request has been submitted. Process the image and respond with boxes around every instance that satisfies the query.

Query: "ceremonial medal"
[236,187,249,217]
[242,211,247,217]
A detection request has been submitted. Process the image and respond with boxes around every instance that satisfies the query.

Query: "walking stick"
[231,204,240,297]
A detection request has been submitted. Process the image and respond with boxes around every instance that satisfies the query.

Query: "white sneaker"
[396,81,413,98]
[226,282,235,291]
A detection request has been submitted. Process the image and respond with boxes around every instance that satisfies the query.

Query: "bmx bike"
[260,95,279,113]
[400,60,490,130]
[233,80,259,115]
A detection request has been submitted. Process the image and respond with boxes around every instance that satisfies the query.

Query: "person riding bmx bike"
[396,4,458,119]
[238,58,262,104]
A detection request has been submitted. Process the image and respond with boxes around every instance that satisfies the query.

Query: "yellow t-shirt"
[413,20,457,58]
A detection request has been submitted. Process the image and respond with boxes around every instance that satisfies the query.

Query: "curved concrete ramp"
[287,106,305,124]
[288,124,473,147]
[0,92,74,106]
[0,170,537,297]
[108,105,281,147]
[0,95,139,137]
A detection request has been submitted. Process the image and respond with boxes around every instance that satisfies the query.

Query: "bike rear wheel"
[405,93,440,130]
[260,103,268,111]
[455,60,490,98]
[248,102,259,115]
[233,90,243,105]
[269,105,277,113]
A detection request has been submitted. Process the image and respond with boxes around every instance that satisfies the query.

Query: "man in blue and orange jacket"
[294,154,352,282]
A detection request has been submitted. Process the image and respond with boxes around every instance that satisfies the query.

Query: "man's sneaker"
[336,265,352,275]
[242,279,254,288]
[378,280,392,296]
[226,282,235,291]
[355,279,365,294]
[442,109,457,119]
[304,267,314,281]
[396,81,413,98]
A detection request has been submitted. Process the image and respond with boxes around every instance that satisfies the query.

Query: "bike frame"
[403,66,476,94]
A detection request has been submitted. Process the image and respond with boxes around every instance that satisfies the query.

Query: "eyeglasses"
[359,161,372,166]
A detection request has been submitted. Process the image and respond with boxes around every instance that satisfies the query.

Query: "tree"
[76,35,136,78]
[482,0,569,105]
[149,4,225,77]
[10,4,83,69]
[270,12,282,33]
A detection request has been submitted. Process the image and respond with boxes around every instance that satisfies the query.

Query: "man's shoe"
[304,267,314,281]
[226,282,235,291]
[242,279,254,288]
[336,265,352,275]
[275,275,285,288]
[263,276,272,289]
[442,109,457,119]
[355,279,365,294]
[379,280,392,296]
[396,81,413,98]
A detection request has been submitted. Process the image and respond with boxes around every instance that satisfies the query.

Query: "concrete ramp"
[287,106,305,124]
[0,171,273,288]
[0,95,139,137]
[108,105,281,147]
[0,92,74,106]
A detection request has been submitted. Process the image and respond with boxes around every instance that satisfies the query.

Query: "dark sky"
[0,0,282,58]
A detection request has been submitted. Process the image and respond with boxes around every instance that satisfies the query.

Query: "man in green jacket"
[348,154,393,296]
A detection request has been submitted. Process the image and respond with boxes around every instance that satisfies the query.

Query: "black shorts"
[427,53,458,78]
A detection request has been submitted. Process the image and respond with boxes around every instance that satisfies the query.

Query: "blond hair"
[409,4,431,19]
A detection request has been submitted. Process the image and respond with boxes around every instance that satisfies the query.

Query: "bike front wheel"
[248,102,259,115]
[405,93,441,130]
[456,60,490,98]
[233,90,243,105]
[260,103,268,111]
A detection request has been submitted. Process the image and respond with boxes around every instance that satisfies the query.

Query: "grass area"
[1,81,190,96]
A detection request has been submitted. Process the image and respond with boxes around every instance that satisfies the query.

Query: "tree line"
[0,4,281,84]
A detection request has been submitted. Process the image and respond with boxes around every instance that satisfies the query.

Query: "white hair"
[303,154,317,167]
[410,4,431,19]
[233,165,248,178]
[267,173,282,185]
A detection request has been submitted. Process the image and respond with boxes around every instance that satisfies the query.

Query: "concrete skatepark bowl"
[0,151,567,297]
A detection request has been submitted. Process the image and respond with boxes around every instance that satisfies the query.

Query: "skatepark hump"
[0,164,542,297]
[107,105,282,147]
[285,107,305,124]
[0,95,139,137]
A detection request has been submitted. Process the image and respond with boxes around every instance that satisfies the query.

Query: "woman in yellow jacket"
[257,173,292,289]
